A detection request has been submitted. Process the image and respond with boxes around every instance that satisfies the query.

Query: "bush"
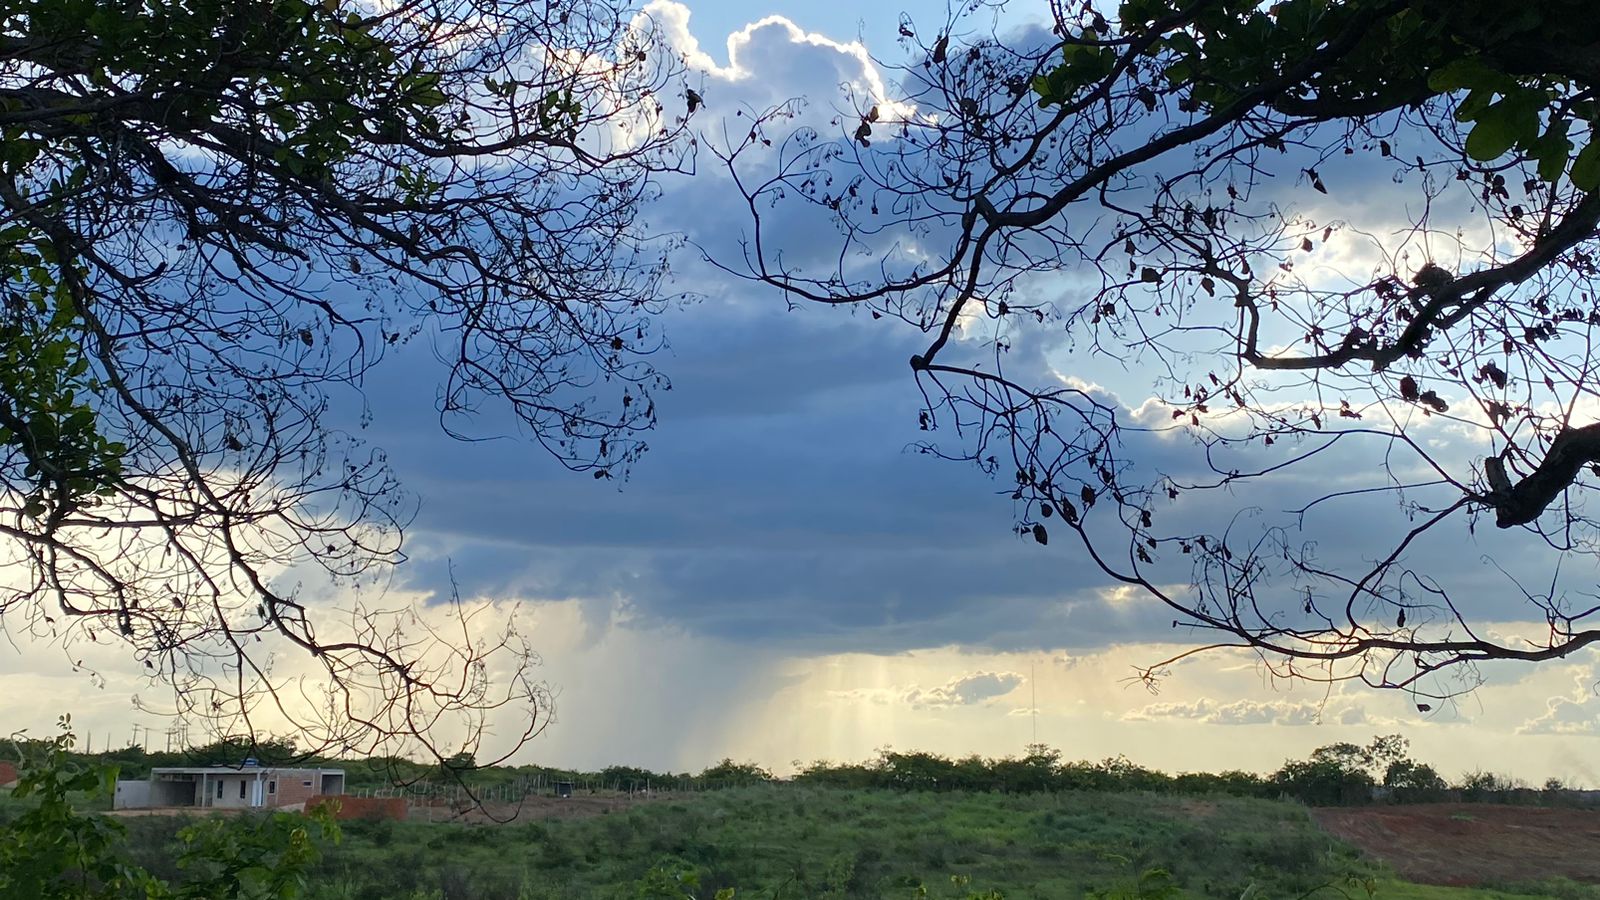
[1270,759,1373,806]
[0,716,337,900]
[695,759,772,788]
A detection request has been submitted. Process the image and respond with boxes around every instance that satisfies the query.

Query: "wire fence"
[346,774,777,806]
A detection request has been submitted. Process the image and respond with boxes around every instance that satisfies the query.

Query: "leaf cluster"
[0,717,339,900]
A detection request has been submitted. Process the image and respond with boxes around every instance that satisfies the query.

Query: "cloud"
[904,670,1024,708]
[1518,696,1600,736]
[647,1,910,118]
[13,2,1600,800]
[1516,663,1600,735]
[830,669,1024,710]
[362,297,1174,655]
[1124,697,1367,727]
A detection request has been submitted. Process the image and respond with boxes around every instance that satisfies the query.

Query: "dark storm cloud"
[313,7,1572,661]
[357,293,1158,653]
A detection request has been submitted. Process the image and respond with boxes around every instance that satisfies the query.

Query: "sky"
[8,0,1600,786]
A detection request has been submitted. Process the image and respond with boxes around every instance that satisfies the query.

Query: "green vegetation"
[0,718,337,900]
[0,732,1556,812]
[1370,885,1582,900]
[1044,0,1600,189]
[7,727,1600,899]
[103,787,1598,900]
[124,788,1375,899]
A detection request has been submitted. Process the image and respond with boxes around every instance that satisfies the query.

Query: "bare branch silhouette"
[719,0,1600,700]
[0,0,694,765]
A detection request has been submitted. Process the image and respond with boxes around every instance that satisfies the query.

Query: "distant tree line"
[786,736,1576,808]
[432,735,1583,806]
[20,732,1583,808]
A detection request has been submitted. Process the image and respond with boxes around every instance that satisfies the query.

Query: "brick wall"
[305,795,406,821]
[268,772,321,808]
[0,761,16,786]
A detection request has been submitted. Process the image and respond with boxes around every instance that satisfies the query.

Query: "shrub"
[0,716,337,900]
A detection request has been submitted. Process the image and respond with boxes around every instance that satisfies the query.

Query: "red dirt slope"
[1312,803,1600,886]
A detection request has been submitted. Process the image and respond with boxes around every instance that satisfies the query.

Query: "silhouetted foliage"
[1,0,694,764]
[724,0,1600,700]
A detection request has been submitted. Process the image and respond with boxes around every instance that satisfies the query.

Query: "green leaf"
[1463,100,1527,161]
[1531,119,1574,183]
[1427,57,1502,93]
[1454,87,1494,123]
[268,106,299,132]
[1573,140,1600,192]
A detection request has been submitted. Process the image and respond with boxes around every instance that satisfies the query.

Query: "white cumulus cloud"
[645,0,912,119]
[829,670,1024,710]
[1123,696,1366,726]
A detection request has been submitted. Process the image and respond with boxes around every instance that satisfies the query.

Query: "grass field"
[98,787,1600,900]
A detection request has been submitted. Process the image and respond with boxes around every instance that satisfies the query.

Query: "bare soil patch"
[1176,799,1220,818]
[406,791,652,824]
[1312,803,1600,886]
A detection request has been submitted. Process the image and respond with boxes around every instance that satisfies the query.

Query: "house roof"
[150,766,344,776]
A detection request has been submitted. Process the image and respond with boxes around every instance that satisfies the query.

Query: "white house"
[114,765,345,810]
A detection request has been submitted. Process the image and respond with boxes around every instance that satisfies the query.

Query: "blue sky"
[683,0,938,52]
[10,0,1600,783]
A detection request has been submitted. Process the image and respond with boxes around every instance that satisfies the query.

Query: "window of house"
[302,780,312,787]
[215,780,223,799]
[268,781,276,795]
[239,780,246,799]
